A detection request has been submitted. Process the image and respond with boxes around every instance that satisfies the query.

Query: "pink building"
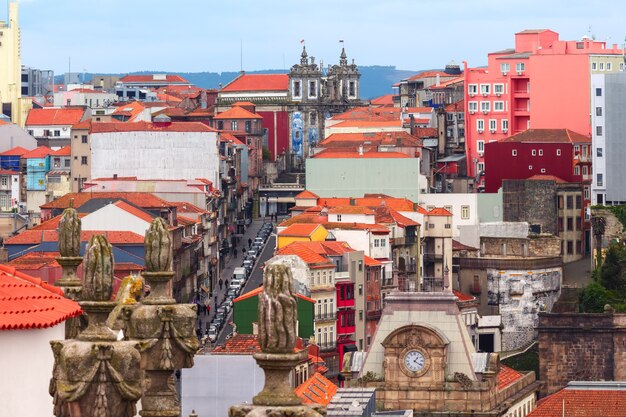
[464,29,624,184]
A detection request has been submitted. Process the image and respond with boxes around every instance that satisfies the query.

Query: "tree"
[599,243,626,295]
[579,281,613,313]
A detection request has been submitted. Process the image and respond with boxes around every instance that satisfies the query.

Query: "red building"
[335,277,355,366]
[464,29,624,183]
[484,129,591,193]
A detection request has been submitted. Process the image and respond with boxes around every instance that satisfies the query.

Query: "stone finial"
[258,263,297,353]
[340,47,348,66]
[82,235,114,302]
[145,217,173,273]
[58,207,81,257]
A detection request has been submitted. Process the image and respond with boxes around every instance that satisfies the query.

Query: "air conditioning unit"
[469,110,475,114]
[490,129,496,134]
[482,93,488,97]
[517,71,523,75]
[469,93,475,97]
[496,92,501,97]
[482,110,489,114]
[477,129,484,133]
[503,129,508,133]
[502,72,508,76]
[478,152,484,157]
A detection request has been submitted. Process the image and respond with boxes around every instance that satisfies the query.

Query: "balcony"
[337,326,355,336]
[391,235,417,246]
[314,312,337,322]
[421,276,445,292]
[318,342,337,352]
[366,309,382,320]
[423,252,443,264]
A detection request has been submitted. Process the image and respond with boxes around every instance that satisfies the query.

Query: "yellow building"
[0,2,23,125]
[277,223,328,249]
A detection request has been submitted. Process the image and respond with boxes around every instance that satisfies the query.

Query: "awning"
[343,344,358,353]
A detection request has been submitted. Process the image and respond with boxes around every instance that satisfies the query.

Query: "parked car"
[207,325,218,343]
[211,317,223,329]
[216,306,226,316]
[246,249,258,260]
[254,237,265,245]
[226,288,238,299]
[243,260,254,274]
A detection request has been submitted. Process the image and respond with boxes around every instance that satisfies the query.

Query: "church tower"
[326,47,361,103]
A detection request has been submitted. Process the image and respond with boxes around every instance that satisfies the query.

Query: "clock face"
[404,350,425,373]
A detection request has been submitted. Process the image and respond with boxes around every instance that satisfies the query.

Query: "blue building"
[23,146,52,190]
[0,146,29,172]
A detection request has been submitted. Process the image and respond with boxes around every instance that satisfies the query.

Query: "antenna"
[240,39,243,72]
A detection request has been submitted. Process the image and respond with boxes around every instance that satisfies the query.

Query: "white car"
[208,325,218,343]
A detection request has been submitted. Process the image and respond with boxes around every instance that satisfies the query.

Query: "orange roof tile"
[527,174,567,183]
[40,192,174,210]
[221,74,289,92]
[364,256,383,267]
[497,365,523,390]
[0,264,82,330]
[452,240,479,251]
[90,121,216,133]
[444,99,464,112]
[279,214,390,234]
[32,213,88,230]
[372,205,420,227]
[320,131,421,148]
[212,334,261,355]
[170,201,207,214]
[5,230,145,245]
[427,207,452,216]
[327,206,375,215]
[119,74,189,84]
[0,146,30,156]
[427,76,464,90]
[22,146,53,159]
[25,108,86,126]
[234,285,315,304]
[370,94,396,106]
[332,120,402,128]
[214,106,263,120]
[278,243,335,269]
[295,190,320,199]
[51,145,71,156]
[453,290,476,302]
[278,223,323,237]
[177,215,197,226]
[72,119,92,130]
[220,132,247,146]
[313,150,410,159]
[295,372,337,406]
[405,70,455,81]
[6,251,60,270]
[500,129,591,144]
[528,386,626,417]
[113,200,154,223]
[317,195,418,212]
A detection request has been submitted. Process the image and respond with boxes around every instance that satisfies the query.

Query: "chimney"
[436,74,440,86]
[358,145,363,156]
[113,174,118,179]
[153,114,172,127]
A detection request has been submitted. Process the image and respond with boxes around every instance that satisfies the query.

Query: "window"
[81,135,88,144]
[293,80,301,98]
[621,62,625,71]
[65,159,70,168]
[582,166,588,175]
[528,165,533,170]
[532,149,537,156]
[494,84,505,94]
[567,217,573,231]
[1,177,7,187]
[592,62,597,70]
[494,101,504,111]
[512,149,517,156]
[231,121,238,131]
[81,156,88,165]
[217,121,224,130]
[349,81,356,97]
[489,119,497,131]
[597,147,603,157]
[502,119,509,132]
[596,88,602,96]
[539,149,543,156]
[516,62,525,72]
[574,166,580,175]
[310,112,317,125]
[576,195,582,209]
[500,63,510,74]
[557,149,562,156]
[54,130,60,137]
[584,186,590,199]
[468,101,478,112]
[597,173,603,186]
[599,62,605,71]
[468,84,478,95]
[566,195,573,209]
[477,119,484,131]
[309,80,317,98]
[596,126,603,136]
[480,84,490,95]
[461,205,470,219]
[477,162,485,172]
[480,101,490,112]
[381,239,386,247]
[336,214,341,221]
[477,140,485,152]
[596,107,602,116]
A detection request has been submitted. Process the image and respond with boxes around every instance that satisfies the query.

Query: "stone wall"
[538,312,626,397]
[481,235,560,258]
[503,179,557,235]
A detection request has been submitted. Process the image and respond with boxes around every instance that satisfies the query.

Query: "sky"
[9,0,626,75]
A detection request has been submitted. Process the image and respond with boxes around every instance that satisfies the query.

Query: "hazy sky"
[11,0,626,74]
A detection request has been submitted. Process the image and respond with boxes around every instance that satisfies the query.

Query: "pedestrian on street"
[242,247,246,257]
[218,279,223,290]
[248,238,252,249]
[225,279,229,289]
[233,247,238,258]
[214,295,218,306]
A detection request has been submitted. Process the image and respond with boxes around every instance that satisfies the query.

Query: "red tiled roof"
[318,196,418,212]
[221,74,289,92]
[370,94,396,106]
[332,120,402,128]
[119,74,189,84]
[212,334,261,355]
[444,99,464,112]
[452,239,479,251]
[32,213,88,230]
[320,131,421,148]
[497,365,523,390]
[90,121,216,133]
[0,146,30,156]
[278,223,323,237]
[72,119,92,130]
[5,230,145,245]
[177,215,197,226]
[295,372,337,406]
[313,150,410,159]
[452,290,476,303]
[220,133,247,147]
[327,206,375,215]
[0,264,82,330]
[279,214,390,234]
[0,169,19,175]
[278,243,336,269]
[372,205,419,227]
[500,129,591,144]
[427,76,464,90]
[527,174,567,183]
[364,255,383,267]
[170,201,207,214]
[22,146,53,159]
[25,108,86,126]
[40,192,174,210]
[6,251,60,270]
[234,285,315,304]
[405,70,456,81]
[527,386,626,417]
[51,145,71,156]
[113,200,154,223]
[427,207,452,216]
[411,127,438,138]
[213,106,263,120]
[296,190,320,199]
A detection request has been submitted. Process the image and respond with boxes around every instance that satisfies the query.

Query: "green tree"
[262,146,271,161]
[599,243,626,295]
[579,281,613,313]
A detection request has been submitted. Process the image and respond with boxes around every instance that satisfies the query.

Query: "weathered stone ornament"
[124,217,199,417]
[50,234,143,417]
[229,262,324,417]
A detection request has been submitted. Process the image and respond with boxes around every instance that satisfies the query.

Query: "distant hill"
[58,66,419,100]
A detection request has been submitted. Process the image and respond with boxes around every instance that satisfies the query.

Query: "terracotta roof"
[0,169,19,175]
[370,94,396,106]
[221,74,289,92]
[320,131,422,148]
[295,372,337,406]
[372,205,419,227]
[327,206,375,215]
[6,251,60,270]
[295,190,319,199]
[427,207,452,216]
[500,129,591,144]
[170,201,207,214]
[51,145,71,156]
[279,214,390,234]
[0,146,30,156]
[427,76,464,90]
[278,243,336,269]
[119,74,189,84]
[212,334,261,355]
[177,215,197,226]
[452,239,479,251]
[364,256,383,267]
[330,107,403,122]
[234,285,315,304]
[0,264,82,330]
[72,119,92,130]
[411,127,438,138]
[453,290,475,302]
[214,106,263,120]
[25,108,86,126]
[497,365,523,390]
[220,133,247,146]
[318,196,418,212]
[278,223,323,237]
[40,192,174,210]
[32,213,88,230]
[332,120,402,128]
[444,99,464,112]
[5,230,145,245]
[22,146,53,159]
[528,385,626,417]
[526,174,567,183]
[313,150,410,159]
[405,70,456,81]
[90,121,216,133]
[113,200,154,223]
